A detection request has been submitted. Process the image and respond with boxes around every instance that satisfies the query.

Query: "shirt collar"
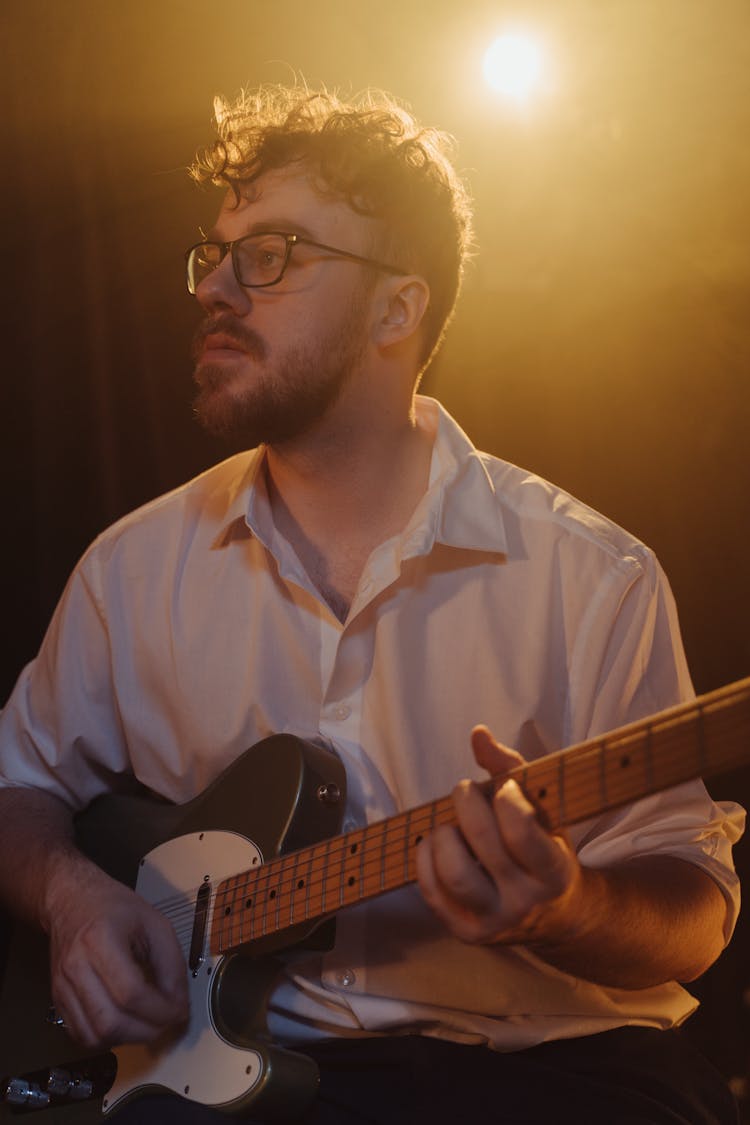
[411,396,509,557]
[226,397,509,560]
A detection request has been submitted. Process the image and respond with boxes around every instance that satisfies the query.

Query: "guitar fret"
[227,868,241,949]
[381,811,406,889]
[341,829,363,905]
[287,851,299,927]
[520,759,560,827]
[213,881,229,953]
[303,843,314,921]
[257,860,272,939]
[402,809,412,884]
[602,730,649,810]
[300,838,324,920]
[360,820,387,898]
[205,676,750,959]
[276,854,294,931]
[330,836,346,909]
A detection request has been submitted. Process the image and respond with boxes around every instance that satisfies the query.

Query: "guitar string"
[162,735,750,957]
[146,708,750,948]
[155,717,750,945]
[208,721,748,954]
[151,716,750,945]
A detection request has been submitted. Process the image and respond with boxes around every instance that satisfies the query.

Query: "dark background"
[1,0,748,1108]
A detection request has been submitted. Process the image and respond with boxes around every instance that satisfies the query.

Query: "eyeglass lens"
[187,234,290,293]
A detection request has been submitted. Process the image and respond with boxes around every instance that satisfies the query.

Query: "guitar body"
[0,735,346,1121]
[3,675,749,1120]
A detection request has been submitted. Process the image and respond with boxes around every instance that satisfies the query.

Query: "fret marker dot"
[414,834,423,846]
[245,899,252,909]
[297,879,305,889]
[538,787,547,800]
[350,843,358,854]
[224,906,232,916]
[620,755,631,768]
[269,889,276,900]
[348,876,356,886]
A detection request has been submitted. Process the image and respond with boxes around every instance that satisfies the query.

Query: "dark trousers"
[113,1028,739,1124]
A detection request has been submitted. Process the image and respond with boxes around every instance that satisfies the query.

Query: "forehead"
[213,167,375,246]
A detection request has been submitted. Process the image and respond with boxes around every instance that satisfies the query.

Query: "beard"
[191,293,369,449]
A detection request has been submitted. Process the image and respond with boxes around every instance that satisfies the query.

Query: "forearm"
[0,786,189,1046]
[0,786,94,933]
[527,854,728,989]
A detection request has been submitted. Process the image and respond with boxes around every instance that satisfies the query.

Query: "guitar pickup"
[189,879,212,975]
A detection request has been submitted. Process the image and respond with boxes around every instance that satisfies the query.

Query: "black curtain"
[1,0,749,1110]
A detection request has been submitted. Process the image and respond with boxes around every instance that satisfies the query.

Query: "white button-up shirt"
[0,397,743,1050]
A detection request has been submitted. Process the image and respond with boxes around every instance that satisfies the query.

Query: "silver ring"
[47,1005,68,1028]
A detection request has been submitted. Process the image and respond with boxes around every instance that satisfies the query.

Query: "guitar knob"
[3,1077,51,1108]
[317,782,342,805]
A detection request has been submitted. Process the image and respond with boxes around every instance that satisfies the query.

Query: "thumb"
[470,725,525,778]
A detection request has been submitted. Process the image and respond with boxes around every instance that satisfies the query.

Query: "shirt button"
[336,969,356,988]
[333,704,351,721]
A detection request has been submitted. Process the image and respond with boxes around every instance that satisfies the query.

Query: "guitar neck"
[211,676,750,957]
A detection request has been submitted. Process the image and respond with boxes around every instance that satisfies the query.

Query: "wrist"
[39,844,98,935]
[524,863,607,957]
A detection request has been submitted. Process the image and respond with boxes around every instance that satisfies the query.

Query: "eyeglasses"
[185,231,407,294]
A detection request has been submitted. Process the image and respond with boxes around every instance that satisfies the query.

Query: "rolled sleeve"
[0,553,130,810]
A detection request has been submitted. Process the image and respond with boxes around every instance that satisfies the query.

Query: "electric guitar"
[2,676,749,1121]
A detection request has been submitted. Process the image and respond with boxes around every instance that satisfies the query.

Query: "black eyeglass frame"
[185,231,408,294]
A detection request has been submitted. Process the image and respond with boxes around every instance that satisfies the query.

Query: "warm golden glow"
[482,33,544,101]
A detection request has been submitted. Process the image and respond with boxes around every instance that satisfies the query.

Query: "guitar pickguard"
[0,735,345,1121]
[104,830,265,1115]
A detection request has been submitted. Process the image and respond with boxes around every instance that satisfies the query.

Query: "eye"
[237,234,287,282]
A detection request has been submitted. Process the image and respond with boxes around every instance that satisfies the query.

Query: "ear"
[372,275,431,351]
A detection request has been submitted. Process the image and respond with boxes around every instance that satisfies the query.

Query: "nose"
[193,254,252,316]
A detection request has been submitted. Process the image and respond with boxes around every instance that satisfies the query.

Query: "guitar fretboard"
[210,676,750,956]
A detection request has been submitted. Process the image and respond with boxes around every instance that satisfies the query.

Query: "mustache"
[191,313,267,362]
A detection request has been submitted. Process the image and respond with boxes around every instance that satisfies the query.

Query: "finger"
[59,918,187,1046]
[52,971,98,1048]
[450,779,576,932]
[56,950,165,1048]
[452,778,517,885]
[416,823,499,918]
[450,780,560,927]
[470,726,524,777]
[492,780,573,893]
[134,914,189,1012]
[95,925,187,1033]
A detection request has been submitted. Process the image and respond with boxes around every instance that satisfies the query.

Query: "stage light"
[483,34,544,101]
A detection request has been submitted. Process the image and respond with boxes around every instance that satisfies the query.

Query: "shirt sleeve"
[565,545,745,943]
[0,550,131,810]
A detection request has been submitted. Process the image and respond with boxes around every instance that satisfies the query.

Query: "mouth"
[200,333,248,358]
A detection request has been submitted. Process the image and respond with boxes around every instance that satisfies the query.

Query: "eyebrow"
[204,219,320,243]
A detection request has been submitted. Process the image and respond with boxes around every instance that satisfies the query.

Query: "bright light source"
[483,34,544,101]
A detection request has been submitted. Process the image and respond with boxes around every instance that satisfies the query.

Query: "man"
[0,86,743,1123]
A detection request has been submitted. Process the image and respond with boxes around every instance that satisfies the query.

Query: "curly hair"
[191,85,474,372]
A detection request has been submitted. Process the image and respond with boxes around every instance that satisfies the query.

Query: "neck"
[264,393,435,618]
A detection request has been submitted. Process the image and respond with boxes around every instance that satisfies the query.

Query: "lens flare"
[483,34,544,101]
